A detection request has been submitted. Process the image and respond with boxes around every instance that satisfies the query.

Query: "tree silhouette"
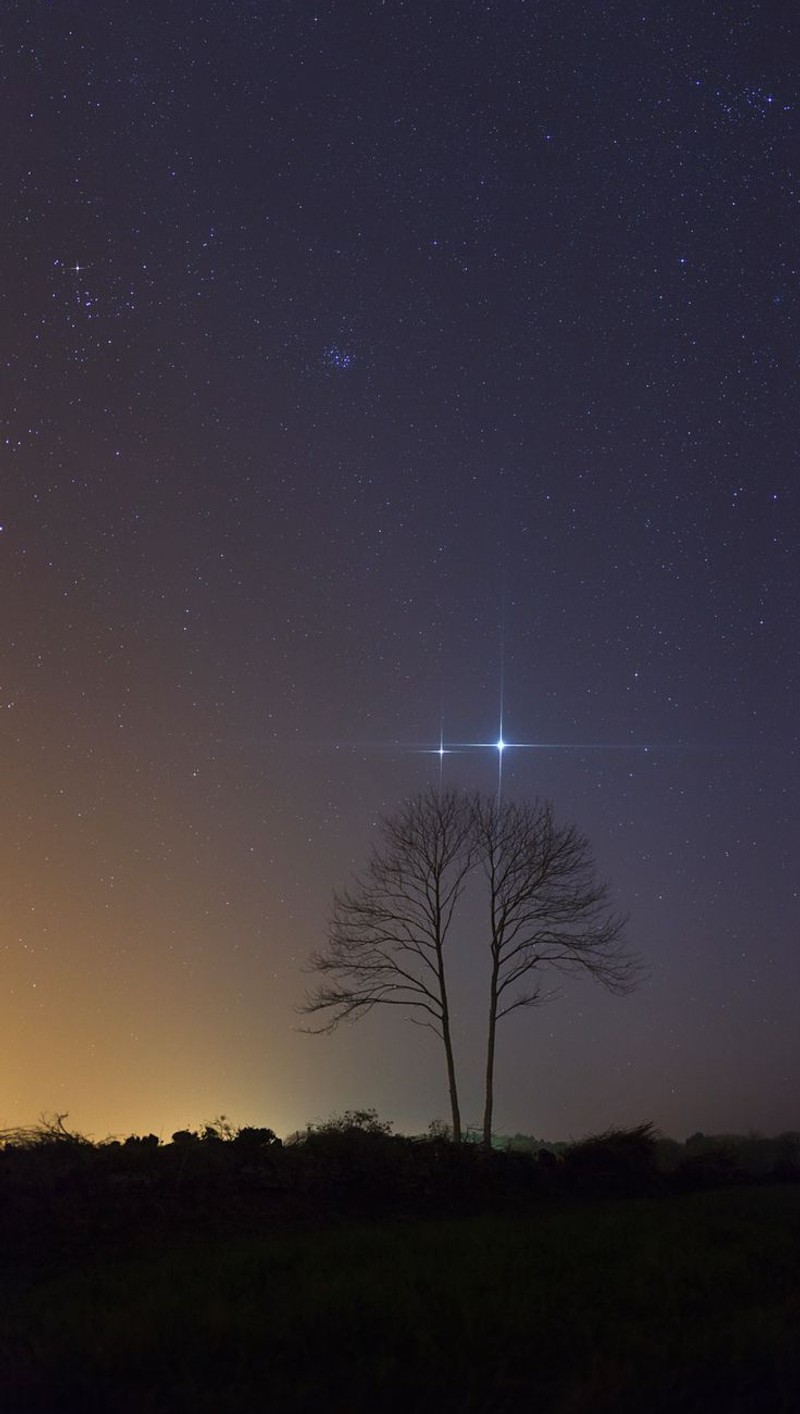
[300,789,473,1141]
[471,794,638,1147]
[302,789,638,1146]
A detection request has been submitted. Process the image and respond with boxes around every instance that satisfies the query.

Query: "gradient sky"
[3,0,798,1143]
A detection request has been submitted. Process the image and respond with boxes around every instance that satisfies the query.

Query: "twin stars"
[344,710,662,792]
[424,725,512,794]
[434,737,506,759]
[414,721,662,792]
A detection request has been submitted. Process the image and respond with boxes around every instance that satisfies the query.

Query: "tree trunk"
[439,963,462,1142]
[482,960,500,1148]
[442,1016,462,1143]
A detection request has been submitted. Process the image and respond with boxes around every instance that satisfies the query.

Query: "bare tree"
[471,794,638,1148]
[302,788,638,1146]
[300,789,474,1141]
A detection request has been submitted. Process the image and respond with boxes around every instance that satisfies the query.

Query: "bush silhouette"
[563,1123,660,1195]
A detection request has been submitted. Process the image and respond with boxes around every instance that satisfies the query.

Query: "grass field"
[3,1184,799,1412]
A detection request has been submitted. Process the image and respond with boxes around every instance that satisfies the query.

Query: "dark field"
[3,1183,799,1413]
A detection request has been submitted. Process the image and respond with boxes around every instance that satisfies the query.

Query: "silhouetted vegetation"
[1,1113,798,1262]
[2,1115,798,1410]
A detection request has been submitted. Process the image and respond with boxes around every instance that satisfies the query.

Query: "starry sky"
[3,0,798,1143]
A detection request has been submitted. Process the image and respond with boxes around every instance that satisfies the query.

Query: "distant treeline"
[1,1110,798,1265]
[501,1127,800,1177]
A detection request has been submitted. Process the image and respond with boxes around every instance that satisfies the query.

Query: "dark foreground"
[3,1183,799,1413]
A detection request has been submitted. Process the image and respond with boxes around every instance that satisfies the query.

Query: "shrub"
[563,1122,660,1195]
[233,1127,282,1150]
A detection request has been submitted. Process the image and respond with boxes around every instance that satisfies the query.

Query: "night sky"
[3,1,798,1143]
